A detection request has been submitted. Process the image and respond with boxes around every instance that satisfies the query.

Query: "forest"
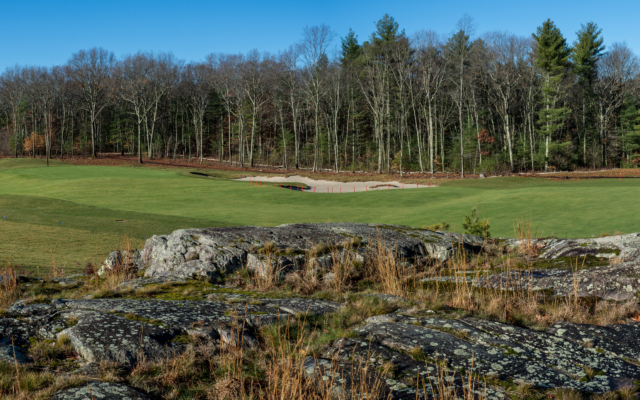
[0,14,639,175]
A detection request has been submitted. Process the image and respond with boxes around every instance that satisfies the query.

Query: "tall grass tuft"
[0,260,21,308]
[514,215,541,257]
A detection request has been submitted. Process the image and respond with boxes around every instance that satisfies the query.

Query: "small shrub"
[462,208,491,238]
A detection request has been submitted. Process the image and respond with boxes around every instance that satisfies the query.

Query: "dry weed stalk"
[418,356,487,400]
[317,357,386,400]
[514,215,541,258]
[327,242,355,293]
[363,234,409,296]
[0,260,21,308]
[260,316,318,399]
[251,251,286,291]
[50,251,64,278]
[259,314,387,400]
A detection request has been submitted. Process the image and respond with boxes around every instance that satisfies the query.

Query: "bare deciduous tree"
[68,47,115,158]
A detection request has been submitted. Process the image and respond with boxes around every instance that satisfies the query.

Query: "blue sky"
[2,0,639,70]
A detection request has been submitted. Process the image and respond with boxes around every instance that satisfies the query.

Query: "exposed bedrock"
[9,295,640,396]
[344,313,640,394]
[475,233,640,299]
[49,382,151,400]
[136,223,484,281]
[5,283,640,396]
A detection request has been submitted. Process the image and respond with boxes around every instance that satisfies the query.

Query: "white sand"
[234,175,435,193]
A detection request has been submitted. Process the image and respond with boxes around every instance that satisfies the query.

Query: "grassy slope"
[1,158,639,271]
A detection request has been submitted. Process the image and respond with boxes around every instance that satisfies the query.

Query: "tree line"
[1,15,639,174]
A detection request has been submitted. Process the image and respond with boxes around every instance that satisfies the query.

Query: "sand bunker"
[234,175,435,193]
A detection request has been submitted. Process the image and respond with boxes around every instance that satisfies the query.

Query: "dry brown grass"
[365,240,409,297]
[326,244,356,294]
[28,335,76,366]
[284,270,321,295]
[256,314,389,400]
[413,356,488,400]
[0,262,21,309]
[0,360,86,400]
[609,255,625,266]
[514,215,541,258]
[49,251,64,279]
[99,236,140,291]
[405,245,640,328]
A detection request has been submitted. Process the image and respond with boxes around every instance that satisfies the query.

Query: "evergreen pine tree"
[621,94,640,164]
[533,19,571,171]
[372,14,403,44]
[340,28,361,65]
[571,22,605,165]
[572,22,604,87]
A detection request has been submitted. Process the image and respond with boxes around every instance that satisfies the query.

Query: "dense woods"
[1,15,639,174]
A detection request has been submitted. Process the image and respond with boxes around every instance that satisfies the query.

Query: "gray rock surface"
[2,295,340,367]
[141,223,484,281]
[49,382,150,400]
[4,277,640,396]
[321,338,505,399]
[476,233,640,299]
[8,299,58,316]
[548,321,640,361]
[351,313,640,393]
[304,356,423,400]
[60,297,341,329]
[118,274,187,289]
[59,310,183,364]
[51,274,86,286]
[0,317,38,346]
[0,342,30,364]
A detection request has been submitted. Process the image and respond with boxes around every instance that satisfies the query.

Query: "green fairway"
[1,158,639,272]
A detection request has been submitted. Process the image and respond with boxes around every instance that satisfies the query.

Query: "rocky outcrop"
[476,233,640,299]
[11,227,640,398]
[139,223,484,282]
[2,293,341,368]
[324,312,640,394]
[4,275,640,396]
[49,382,150,400]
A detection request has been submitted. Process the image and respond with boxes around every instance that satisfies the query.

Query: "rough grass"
[2,158,640,274]
[3,235,640,399]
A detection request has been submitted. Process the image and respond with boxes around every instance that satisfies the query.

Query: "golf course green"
[1,158,639,272]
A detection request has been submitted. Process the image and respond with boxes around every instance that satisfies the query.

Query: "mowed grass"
[1,158,639,272]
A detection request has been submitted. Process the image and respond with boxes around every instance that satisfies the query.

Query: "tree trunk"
[249,108,256,167]
[459,60,464,178]
[137,118,143,164]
